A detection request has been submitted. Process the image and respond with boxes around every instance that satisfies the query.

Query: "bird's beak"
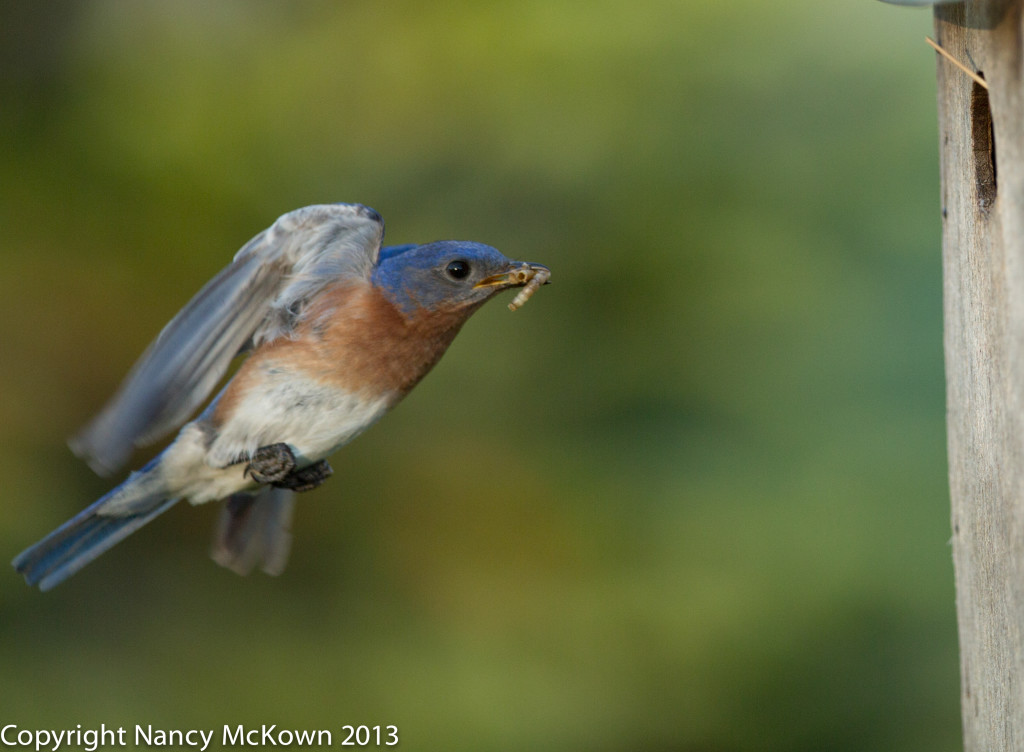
[474,262,551,291]
[474,262,551,310]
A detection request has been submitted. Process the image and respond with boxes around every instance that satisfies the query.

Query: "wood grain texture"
[935,2,1024,748]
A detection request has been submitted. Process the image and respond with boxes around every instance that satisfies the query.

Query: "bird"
[12,203,550,591]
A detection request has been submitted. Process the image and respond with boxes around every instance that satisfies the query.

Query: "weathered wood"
[935,2,1024,748]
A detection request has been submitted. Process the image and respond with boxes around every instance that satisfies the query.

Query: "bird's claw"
[245,444,332,492]
[271,459,333,492]
[245,443,297,484]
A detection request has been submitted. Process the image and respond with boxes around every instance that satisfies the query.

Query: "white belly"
[157,372,395,505]
[208,370,396,467]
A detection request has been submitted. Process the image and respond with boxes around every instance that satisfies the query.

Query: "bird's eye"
[446,259,471,280]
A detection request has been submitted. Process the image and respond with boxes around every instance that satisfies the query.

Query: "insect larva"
[508,264,551,311]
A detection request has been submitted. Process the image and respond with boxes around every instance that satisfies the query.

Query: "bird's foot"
[245,444,333,493]
[271,459,333,493]
[245,443,297,484]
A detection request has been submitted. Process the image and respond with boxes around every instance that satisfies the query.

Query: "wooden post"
[935,1,1024,747]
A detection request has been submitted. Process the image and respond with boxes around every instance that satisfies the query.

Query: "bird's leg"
[245,443,333,493]
[245,443,297,484]
[271,460,333,493]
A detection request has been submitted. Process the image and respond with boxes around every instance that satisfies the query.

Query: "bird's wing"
[210,488,295,576]
[71,203,384,475]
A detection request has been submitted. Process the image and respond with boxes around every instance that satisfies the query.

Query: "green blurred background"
[0,1,954,750]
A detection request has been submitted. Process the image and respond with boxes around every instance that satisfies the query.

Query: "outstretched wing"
[71,203,384,475]
[210,487,295,576]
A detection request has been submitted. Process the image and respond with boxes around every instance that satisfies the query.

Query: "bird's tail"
[12,458,178,591]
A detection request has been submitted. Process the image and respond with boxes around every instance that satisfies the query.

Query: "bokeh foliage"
[0,2,954,750]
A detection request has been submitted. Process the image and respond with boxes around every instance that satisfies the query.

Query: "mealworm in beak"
[508,265,551,311]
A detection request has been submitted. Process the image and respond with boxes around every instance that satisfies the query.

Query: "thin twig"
[926,36,988,90]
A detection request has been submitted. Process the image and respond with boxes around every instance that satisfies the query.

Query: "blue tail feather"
[12,475,178,591]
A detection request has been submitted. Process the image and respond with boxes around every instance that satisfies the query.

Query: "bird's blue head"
[372,241,550,314]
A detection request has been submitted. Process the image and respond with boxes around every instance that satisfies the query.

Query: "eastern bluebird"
[13,203,550,590]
